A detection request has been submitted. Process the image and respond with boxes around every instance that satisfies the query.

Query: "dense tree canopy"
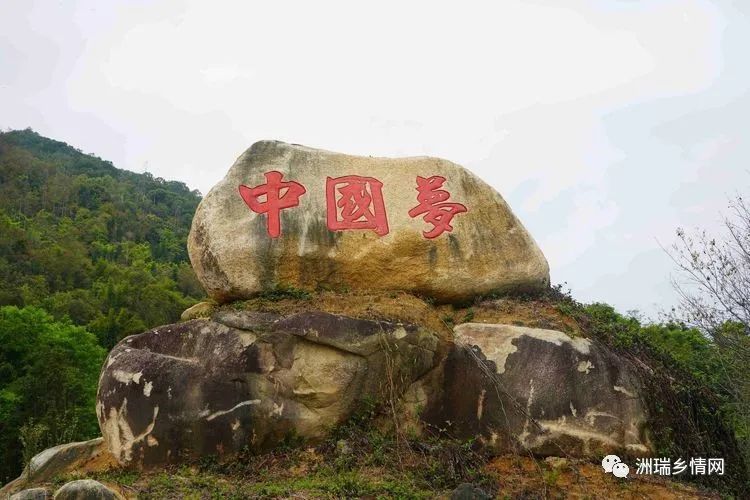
[0,129,204,348]
[0,306,106,483]
[0,129,205,481]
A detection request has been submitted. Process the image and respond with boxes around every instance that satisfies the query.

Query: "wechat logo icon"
[602,455,630,478]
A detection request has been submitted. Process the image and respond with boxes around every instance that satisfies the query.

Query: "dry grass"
[487,455,718,499]
[202,288,584,341]
[43,446,718,499]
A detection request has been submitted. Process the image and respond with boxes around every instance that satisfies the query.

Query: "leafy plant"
[19,419,47,480]
[0,306,106,482]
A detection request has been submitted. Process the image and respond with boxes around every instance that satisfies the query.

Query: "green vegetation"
[0,306,105,483]
[568,299,749,494]
[257,284,312,302]
[0,128,204,349]
[0,129,203,482]
[50,397,717,499]
[57,399,494,499]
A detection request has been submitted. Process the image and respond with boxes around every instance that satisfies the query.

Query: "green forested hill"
[0,128,204,348]
[0,129,205,481]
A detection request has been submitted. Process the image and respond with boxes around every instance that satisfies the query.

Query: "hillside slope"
[0,129,204,348]
[0,129,204,482]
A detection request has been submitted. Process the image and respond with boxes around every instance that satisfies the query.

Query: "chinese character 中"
[326,175,389,236]
[408,175,467,239]
[239,171,306,238]
[635,457,653,475]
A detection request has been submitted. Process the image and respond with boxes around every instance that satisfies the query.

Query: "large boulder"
[21,439,106,483]
[96,311,439,468]
[413,323,651,457]
[188,140,549,303]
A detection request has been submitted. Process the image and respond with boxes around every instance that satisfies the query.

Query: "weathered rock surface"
[96,307,653,467]
[52,480,119,500]
[96,311,439,468]
[414,323,651,457]
[188,140,549,303]
[10,488,50,500]
[179,301,215,321]
[0,439,112,498]
[450,483,492,500]
[23,439,106,483]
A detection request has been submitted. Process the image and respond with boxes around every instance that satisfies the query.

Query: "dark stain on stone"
[273,311,414,343]
[428,244,438,267]
[447,234,463,260]
[194,222,230,297]
[252,216,280,290]
[267,332,297,370]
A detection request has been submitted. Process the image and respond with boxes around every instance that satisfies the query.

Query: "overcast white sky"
[2,0,748,318]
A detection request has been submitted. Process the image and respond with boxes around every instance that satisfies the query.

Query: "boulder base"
[10,488,50,500]
[0,438,113,499]
[96,303,653,468]
[96,311,439,468]
[414,323,651,457]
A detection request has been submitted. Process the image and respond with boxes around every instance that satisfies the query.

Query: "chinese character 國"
[238,171,306,238]
[326,175,389,236]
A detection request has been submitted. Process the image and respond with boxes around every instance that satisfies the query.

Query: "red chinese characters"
[238,171,306,237]
[326,175,390,236]
[408,175,467,239]
[239,171,466,239]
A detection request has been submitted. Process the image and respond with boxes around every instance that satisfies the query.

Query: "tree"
[0,306,105,483]
[0,129,205,347]
[668,193,750,459]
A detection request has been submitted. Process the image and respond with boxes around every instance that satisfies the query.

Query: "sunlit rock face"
[96,311,439,468]
[187,140,549,304]
[412,324,651,457]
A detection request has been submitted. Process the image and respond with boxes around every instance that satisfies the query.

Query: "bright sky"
[2,0,748,318]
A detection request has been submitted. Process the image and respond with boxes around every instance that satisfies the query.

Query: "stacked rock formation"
[96,141,651,468]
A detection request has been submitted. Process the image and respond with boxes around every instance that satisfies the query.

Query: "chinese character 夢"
[408,175,467,239]
[239,171,307,238]
[326,175,389,236]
